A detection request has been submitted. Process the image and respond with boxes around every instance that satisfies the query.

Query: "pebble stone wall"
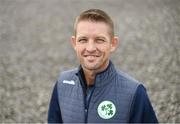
[0,0,179,122]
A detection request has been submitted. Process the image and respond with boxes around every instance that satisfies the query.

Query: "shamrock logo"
[101,104,113,116]
[97,101,116,119]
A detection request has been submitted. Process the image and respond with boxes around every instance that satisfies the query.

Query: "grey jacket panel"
[57,63,140,123]
[57,69,85,123]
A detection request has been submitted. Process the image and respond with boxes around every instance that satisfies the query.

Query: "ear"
[110,36,119,52]
[71,36,77,50]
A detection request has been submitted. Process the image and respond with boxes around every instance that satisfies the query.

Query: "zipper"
[85,86,95,123]
[77,69,95,123]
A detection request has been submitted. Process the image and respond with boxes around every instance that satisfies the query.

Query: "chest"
[57,80,133,123]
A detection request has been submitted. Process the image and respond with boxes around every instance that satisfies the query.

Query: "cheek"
[102,48,112,58]
[98,45,111,53]
[75,46,84,55]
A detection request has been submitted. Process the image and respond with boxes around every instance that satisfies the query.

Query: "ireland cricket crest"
[97,100,116,119]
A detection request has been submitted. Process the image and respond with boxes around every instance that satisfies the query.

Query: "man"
[48,9,158,123]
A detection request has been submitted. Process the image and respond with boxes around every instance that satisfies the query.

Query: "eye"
[78,38,87,43]
[96,38,106,43]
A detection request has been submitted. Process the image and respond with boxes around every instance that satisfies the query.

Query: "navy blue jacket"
[48,62,158,123]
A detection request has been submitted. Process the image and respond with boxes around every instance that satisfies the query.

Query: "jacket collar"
[75,60,117,87]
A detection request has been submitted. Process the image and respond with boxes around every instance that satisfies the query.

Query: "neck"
[82,60,110,86]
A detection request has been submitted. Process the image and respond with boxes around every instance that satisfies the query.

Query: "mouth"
[84,55,100,57]
[83,55,100,62]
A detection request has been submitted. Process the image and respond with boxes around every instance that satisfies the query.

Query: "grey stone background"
[0,0,179,123]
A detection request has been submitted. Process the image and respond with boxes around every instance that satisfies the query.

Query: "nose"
[86,40,96,52]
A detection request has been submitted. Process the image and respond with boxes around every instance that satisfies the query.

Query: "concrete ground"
[0,0,179,122]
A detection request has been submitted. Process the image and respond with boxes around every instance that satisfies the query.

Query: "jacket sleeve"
[129,84,158,123]
[48,81,63,123]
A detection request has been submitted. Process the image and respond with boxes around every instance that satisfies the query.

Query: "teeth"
[84,55,98,57]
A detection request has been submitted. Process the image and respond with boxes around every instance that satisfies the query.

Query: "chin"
[80,57,109,72]
[84,64,98,69]
[80,58,106,70]
[82,62,100,70]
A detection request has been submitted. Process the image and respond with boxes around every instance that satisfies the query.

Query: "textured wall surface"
[0,0,179,122]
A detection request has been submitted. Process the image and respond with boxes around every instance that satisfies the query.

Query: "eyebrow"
[96,36,106,39]
[77,36,87,39]
[76,35,108,40]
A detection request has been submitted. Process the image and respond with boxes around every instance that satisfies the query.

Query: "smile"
[84,55,98,57]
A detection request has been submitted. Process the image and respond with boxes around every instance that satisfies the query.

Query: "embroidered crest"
[97,100,116,119]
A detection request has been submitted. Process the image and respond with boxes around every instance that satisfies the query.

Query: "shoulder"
[115,69,141,92]
[57,68,78,82]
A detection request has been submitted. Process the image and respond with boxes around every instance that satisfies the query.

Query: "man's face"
[71,21,118,72]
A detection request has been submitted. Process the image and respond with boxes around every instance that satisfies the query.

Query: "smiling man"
[48,9,158,123]
[71,19,118,86]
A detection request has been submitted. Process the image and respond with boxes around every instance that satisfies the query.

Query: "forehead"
[76,21,111,38]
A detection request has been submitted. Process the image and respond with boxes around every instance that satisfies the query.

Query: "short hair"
[74,9,114,38]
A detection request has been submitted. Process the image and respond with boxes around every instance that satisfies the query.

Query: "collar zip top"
[76,61,116,122]
[76,61,117,87]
